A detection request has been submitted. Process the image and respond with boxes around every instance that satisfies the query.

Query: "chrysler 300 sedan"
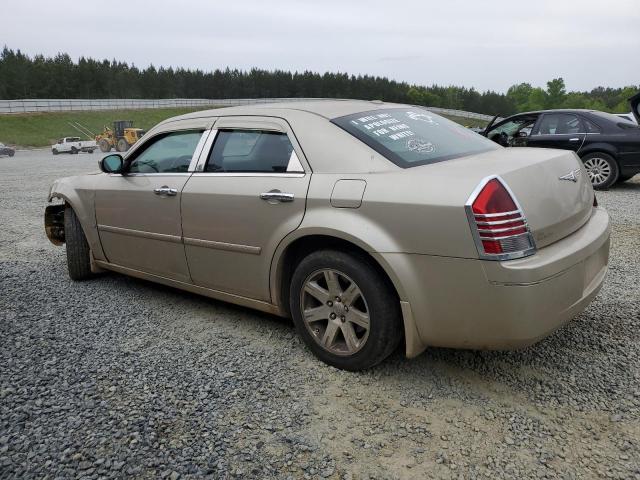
[45,100,611,370]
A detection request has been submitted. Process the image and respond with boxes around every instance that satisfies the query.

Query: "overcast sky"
[3,0,639,92]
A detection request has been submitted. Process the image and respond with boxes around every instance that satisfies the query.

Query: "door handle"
[260,190,294,203]
[154,186,178,196]
[569,137,581,142]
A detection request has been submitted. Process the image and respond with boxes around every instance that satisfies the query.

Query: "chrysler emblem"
[559,169,581,182]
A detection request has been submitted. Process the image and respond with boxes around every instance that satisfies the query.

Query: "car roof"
[165,99,407,123]
[509,109,596,116]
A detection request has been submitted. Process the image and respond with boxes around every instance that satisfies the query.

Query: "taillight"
[465,176,536,261]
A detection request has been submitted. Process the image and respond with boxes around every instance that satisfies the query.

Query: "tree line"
[0,47,637,116]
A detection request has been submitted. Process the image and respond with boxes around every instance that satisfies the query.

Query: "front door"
[527,113,586,152]
[485,115,538,147]
[181,117,311,301]
[94,129,207,282]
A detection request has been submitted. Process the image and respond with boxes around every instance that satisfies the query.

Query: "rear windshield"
[331,108,499,168]
[591,111,639,127]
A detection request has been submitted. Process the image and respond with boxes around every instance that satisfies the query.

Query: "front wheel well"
[277,235,400,318]
[44,203,66,245]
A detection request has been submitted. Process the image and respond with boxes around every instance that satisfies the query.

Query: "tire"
[52,149,59,155]
[64,206,92,281]
[116,138,129,152]
[581,152,619,190]
[71,147,78,155]
[99,139,111,153]
[88,149,94,154]
[289,249,402,371]
[8,151,14,157]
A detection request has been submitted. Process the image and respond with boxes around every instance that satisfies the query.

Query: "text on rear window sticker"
[350,113,416,141]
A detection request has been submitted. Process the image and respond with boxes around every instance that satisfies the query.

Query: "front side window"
[535,114,584,135]
[332,108,498,168]
[205,130,298,173]
[128,131,203,173]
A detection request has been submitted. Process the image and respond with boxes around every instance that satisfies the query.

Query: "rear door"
[181,116,311,301]
[527,112,586,152]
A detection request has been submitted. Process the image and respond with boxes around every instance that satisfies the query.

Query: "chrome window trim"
[191,172,306,178]
[194,129,219,172]
[195,127,308,176]
[464,175,537,261]
[122,129,208,175]
[108,173,192,177]
[531,132,587,136]
[188,129,213,172]
[286,150,305,173]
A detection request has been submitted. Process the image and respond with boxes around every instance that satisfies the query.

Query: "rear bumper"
[381,207,610,352]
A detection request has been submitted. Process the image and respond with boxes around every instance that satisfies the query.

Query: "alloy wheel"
[583,157,611,186]
[300,269,370,356]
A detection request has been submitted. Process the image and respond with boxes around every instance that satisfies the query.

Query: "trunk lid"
[427,147,594,249]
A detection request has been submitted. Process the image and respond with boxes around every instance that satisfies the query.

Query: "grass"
[0,107,212,148]
[0,108,488,148]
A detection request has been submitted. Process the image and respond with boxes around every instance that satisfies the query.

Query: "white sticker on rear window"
[406,111,438,125]
[406,138,435,153]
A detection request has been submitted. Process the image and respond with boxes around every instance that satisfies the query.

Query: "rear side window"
[583,118,602,133]
[205,130,297,173]
[331,108,498,168]
[535,113,584,135]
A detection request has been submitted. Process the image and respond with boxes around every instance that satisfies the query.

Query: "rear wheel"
[64,206,93,281]
[581,152,619,190]
[290,249,402,371]
[99,139,111,153]
[8,151,14,157]
[116,138,130,152]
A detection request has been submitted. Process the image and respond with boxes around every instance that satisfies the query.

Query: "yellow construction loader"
[96,120,146,153]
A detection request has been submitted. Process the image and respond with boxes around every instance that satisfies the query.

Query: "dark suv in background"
[482,93,640,189]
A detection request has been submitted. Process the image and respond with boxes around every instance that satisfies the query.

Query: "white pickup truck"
[51,137,98,155]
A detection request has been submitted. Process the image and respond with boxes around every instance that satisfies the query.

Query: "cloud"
[2,0,638,91]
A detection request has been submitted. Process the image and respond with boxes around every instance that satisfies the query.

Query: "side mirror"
[99,154,124,174]
[517,131,528,138]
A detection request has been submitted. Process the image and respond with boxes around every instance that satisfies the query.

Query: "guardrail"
[0,98,496,122]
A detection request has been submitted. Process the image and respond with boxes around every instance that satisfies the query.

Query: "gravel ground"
[1,150,639,479]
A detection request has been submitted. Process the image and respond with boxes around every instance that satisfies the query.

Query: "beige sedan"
[45,100,610,370]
